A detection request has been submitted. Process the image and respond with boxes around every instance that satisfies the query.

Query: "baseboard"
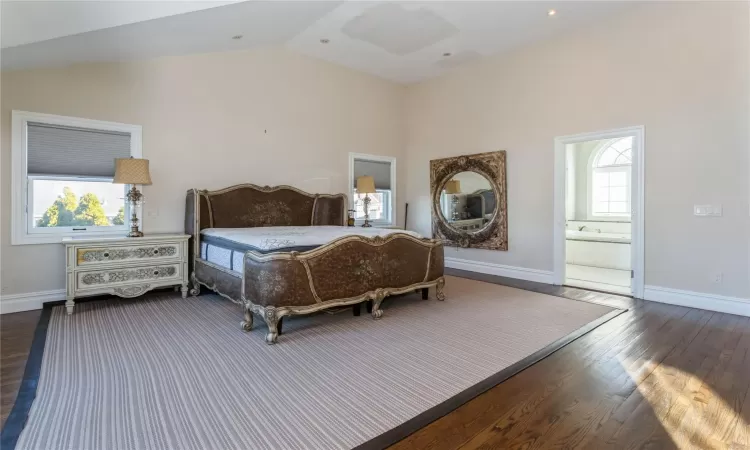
[644,285,750,317]
[0,290,66,315]
[444,257,555,284]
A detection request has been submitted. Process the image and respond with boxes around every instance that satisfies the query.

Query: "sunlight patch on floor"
[620,358,748,448]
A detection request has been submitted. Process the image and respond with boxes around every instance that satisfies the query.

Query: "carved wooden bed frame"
[185,184,445,344]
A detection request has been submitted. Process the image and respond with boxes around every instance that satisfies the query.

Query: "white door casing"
[553,126,645,298]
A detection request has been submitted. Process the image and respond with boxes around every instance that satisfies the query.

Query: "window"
[12,111,142,245]
[353,189,392,222]
[348,153,396,226]
[589,137,632,218]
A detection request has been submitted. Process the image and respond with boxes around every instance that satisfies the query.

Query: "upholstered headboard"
[185,184,347,277]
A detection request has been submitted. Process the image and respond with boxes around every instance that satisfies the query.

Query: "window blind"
[353,159,391,190]
[27,122,131,177]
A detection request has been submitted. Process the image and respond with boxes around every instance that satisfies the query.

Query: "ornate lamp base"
[126,186,145,238]
[361,194,373,227]
[127,229,144,238]
[451,196,460,221]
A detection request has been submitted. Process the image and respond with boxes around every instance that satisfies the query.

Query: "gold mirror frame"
[430,151,508,250]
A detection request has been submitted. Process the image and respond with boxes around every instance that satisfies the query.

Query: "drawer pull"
[103,252,110,258]
[153,249,159,255]
[153,270,159,276]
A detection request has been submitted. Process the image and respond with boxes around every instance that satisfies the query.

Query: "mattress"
[200,226,421,273]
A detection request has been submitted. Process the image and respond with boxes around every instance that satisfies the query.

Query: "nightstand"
[63,233,190,315]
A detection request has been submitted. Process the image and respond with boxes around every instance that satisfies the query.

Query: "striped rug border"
[1,291,625,450]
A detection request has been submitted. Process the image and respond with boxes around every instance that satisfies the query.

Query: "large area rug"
[8,276,621,450]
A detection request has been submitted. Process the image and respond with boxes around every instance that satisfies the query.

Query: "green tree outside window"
[37,187,121,227]
[37,187,78,227]
[112,206,125,225]
[74,193,110,226]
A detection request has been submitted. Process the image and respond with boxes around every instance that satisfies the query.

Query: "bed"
[185,184,445,344]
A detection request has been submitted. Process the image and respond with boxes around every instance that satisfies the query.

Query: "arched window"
[589,137,632,218]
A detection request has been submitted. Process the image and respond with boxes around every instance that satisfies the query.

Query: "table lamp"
[114,157,152,237]
[356,175,376,227]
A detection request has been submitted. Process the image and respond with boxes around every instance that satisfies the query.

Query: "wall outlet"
[712,272,723,284]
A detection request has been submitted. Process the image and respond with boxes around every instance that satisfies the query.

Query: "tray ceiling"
[1,1,633,83]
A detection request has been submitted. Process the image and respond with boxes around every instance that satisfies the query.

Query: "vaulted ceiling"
[1,1,633,83]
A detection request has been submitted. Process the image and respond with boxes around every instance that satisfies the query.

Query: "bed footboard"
[241,233,445,344]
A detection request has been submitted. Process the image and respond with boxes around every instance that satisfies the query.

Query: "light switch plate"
[694,204,722,216]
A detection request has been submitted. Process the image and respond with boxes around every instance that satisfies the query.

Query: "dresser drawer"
[76,243,182,267]
[76,263,183,291]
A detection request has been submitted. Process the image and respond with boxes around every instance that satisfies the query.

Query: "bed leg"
[241,306,253,332]
[278,317,284,336]
[371,291,386,320]
[353,303,361,316]
[365,300,372,314]
[189,272,201,297]
[436,277,446,301]
[421,288,429,300]
[262,307,280,344]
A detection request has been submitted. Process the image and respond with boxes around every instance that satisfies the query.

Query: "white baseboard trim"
[644,285,750,317]
[445,257,555,284]
[0,289,65,314]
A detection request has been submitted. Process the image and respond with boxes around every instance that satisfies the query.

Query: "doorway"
[553,127,644,298]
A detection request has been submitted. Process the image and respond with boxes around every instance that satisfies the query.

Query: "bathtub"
[566,229,631,270]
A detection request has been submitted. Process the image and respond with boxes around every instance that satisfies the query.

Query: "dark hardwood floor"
[392,269,750,449]
[1,308,41,427]
[2,270,749,448]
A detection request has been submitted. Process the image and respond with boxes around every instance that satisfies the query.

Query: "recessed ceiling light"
[443,52,452,57]
[547,9,557,16]
[232,35,243,40]
[320,38,330,44]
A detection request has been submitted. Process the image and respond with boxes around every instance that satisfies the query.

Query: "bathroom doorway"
[553,127,644,298]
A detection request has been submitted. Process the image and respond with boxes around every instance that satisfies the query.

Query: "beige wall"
[405,2,750,298]
[0,48,406,296]
[2,2,748,301]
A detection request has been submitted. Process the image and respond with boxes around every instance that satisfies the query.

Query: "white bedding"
[201,226,421,251]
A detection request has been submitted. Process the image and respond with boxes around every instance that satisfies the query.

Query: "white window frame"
[11,111,143,245]
[348,152,397,227]
[26,175,131,236]
[352,189,392,224]
[587,139,633,220]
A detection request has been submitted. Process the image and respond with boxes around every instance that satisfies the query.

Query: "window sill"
[12,230,128,246]
[587,215,632,222]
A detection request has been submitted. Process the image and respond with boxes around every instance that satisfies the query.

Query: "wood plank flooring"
[391,269,750,449]
[1,308,41,427]
[2,270,749,449]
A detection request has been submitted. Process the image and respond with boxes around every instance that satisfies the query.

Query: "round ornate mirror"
[430,151,508,250]
[438,171,496,233]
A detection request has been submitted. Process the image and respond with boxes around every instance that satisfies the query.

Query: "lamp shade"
[356,175,376,194]
[444,179,461,194]
[114,158,152,185]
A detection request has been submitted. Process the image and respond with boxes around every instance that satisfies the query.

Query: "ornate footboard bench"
[185,184,445,344]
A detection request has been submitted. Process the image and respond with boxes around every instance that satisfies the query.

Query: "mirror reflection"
[439,171,495,231]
